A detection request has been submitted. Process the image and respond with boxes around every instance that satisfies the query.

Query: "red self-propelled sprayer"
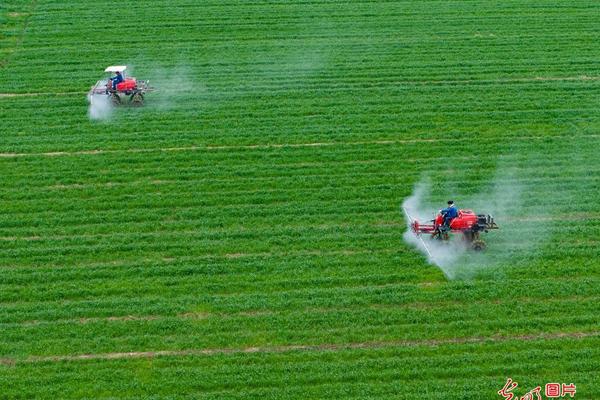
[403,208,499,251]
[88,66,155,106]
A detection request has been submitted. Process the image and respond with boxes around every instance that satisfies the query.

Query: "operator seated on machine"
[440,200,458,231]
[109,70,124,91]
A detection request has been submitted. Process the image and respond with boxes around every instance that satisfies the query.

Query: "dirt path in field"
[1,134,599,159]
[0,330,595,366]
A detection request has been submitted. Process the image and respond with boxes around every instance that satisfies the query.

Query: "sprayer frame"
[404,208,498,251]
[88,66,155,106]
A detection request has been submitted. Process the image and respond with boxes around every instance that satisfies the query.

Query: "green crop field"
[1,0,599,398]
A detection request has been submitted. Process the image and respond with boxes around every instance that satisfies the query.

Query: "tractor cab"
[105,65,137,92]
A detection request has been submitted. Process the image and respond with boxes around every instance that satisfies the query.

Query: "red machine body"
[411,210,479,233]
[114,78,137,92]
[408,209,498,251]
[438,210,477,230]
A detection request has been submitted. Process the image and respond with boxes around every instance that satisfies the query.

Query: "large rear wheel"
[472,240,486,251]
[110,93,121,106]
[130,92,144,106]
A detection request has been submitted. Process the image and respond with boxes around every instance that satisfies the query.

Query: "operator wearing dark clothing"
[441,200,458,229]
[109,71,124,90]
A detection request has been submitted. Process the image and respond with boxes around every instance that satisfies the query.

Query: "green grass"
[1,0,599,398]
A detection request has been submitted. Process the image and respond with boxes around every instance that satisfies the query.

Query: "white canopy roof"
[104,65,127,72]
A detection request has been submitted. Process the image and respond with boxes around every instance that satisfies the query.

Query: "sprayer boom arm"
[402,207,434,259]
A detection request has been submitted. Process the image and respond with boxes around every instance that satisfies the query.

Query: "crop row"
[0,269,597,321]
[0,336,598,399]
[0,293,598,357]
[1,99,598,154]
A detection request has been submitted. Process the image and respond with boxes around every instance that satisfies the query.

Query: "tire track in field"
[0,221,404,242]
[2,330,597,366]
[0,213,596,243]
[0,75,597,99]
[0,91,85,98]
[0,0,37,69]
[0,134,599,159]
[5,293,596,329]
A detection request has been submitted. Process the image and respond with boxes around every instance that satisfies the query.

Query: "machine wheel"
[472,240,486,251]
[130,92,144,106]
[110,93,121,105]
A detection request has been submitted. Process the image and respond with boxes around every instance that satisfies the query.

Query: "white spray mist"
[402,180,469,279]
[400,164,553,279]
[148,65,206,111]
[87,92,113,121]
